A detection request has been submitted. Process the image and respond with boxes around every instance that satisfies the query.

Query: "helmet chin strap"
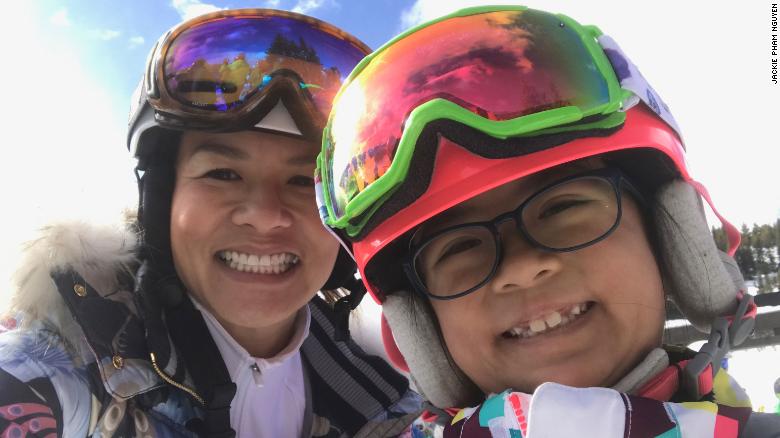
[679,292,756,398]
[615,292,756,402]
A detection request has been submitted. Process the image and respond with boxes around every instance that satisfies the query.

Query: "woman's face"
[421,162,665,394]
[171,130,339,336]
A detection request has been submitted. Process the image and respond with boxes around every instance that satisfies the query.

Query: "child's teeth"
[248,254,259,265]
[506,303,591,339]
[529,319,546,333]
[261,254,271,266]
[545,311,562,328]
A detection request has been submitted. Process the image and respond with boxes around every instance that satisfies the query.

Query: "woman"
[0,9,420,437]
[316,5,780,437]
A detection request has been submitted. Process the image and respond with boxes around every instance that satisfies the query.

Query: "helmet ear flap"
[382,290,482,408]
[653,180,742,331]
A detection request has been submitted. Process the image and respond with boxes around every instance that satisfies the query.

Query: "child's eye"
[538,199,590,219]
[289,175,315,187]
[438,237,484,262]
[203,168,241,181]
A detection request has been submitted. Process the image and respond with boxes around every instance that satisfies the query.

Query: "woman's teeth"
[218,250,299,274]
[504,303,590,339]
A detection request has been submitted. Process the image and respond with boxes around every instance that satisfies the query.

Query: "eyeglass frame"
[401,167,646,300]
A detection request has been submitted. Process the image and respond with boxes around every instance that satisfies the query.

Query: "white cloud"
[89,28,121,40]
[171,0,222,21]
[49,7,71,27]
[291,0,329,15]
[128,36,145,49]
[395,0,780,227]
[0,2,135,310]
[265,0,282,8]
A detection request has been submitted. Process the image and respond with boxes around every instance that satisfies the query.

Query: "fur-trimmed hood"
[3,219,179,402]
[7,220,139,336]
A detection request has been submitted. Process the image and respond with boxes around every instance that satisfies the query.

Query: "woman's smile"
[216,250,300,275]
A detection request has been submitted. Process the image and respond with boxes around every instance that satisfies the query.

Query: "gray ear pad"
[383,290,483,408]
[654,180,741,331]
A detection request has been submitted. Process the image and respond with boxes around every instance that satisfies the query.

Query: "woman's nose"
[489,223,563,294]
[231,185,293,231]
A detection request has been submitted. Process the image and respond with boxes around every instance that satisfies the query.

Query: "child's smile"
[501,302,593,339]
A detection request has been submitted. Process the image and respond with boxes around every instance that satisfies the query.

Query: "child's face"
[420,162,665,394]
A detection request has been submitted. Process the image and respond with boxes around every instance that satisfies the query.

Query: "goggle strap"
[316,178,331,225]
[689,179,741,256]
[598,35,683,141]
[320,210,357,261]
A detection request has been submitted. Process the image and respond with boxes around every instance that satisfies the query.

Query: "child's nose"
[489,223,563,294]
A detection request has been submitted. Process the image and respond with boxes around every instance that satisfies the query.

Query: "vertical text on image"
[772,3,778,83]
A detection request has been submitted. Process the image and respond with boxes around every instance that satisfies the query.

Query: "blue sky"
[35,0,420,106]
[4,0,779,231]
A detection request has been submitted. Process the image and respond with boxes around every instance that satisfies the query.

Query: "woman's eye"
[203,168,240,181]
[289,175,315,187]
[539,199,589,219]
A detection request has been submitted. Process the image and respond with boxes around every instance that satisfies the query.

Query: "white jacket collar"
[192,297,310,386]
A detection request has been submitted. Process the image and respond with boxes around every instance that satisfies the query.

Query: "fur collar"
[7,220,138,338]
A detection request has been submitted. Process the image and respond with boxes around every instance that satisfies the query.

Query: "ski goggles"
[317,6,678,238]
[134,9,370,132]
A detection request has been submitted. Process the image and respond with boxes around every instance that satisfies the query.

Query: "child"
[316,5,780,437]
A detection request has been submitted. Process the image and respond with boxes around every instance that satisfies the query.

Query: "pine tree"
[712,226,728,251]
[775,219,780,254]
[267,33,321,63]
[734,224,757,280]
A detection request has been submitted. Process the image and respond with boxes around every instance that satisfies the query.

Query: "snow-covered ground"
[728,346,780,412]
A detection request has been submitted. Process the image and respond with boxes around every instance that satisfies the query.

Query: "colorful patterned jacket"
[409,357,780,437]
[0,221,421,437]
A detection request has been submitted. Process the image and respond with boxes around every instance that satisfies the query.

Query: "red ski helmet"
[316,6,752,408]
